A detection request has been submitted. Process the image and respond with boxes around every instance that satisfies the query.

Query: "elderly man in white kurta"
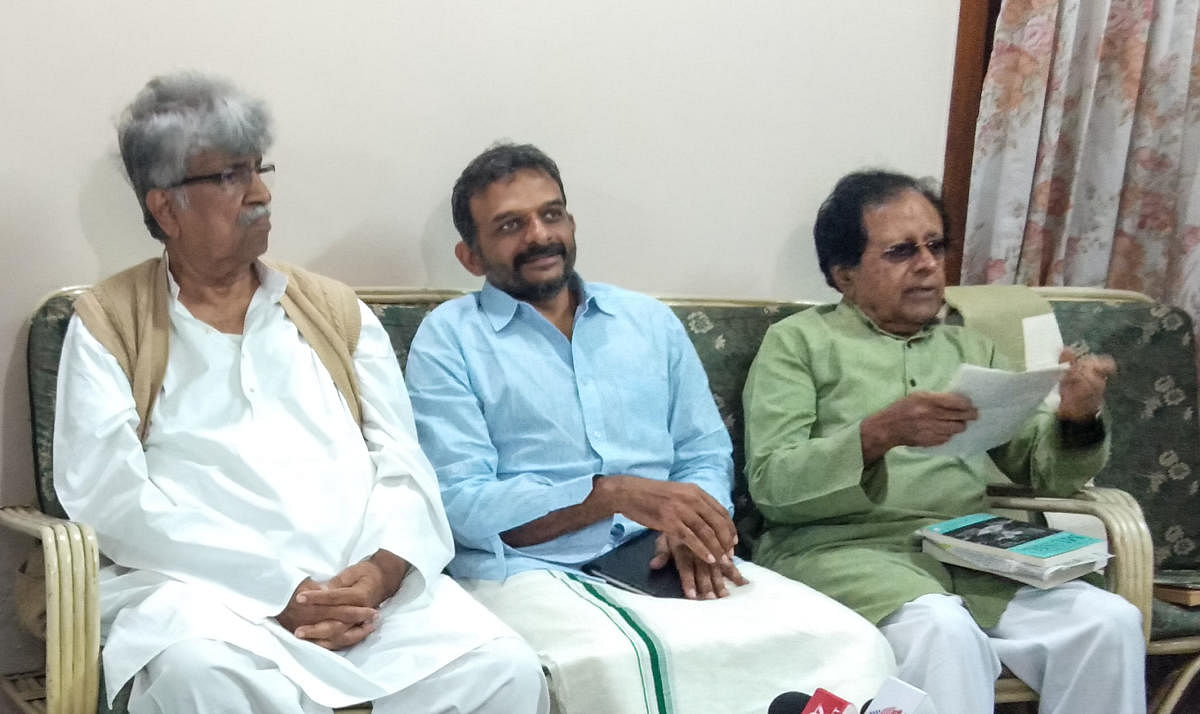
[52,72,548,714]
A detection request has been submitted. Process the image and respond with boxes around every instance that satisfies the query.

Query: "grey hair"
[118,71,273,240]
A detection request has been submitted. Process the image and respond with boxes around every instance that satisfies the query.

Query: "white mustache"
[239,205,271,226]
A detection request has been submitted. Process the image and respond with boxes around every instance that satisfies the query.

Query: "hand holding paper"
[859,391,979,463]
[1022,311,1116,422]
[1056,347,1116,422]
[916,363,1066,457]
[912,311,1111,457]
[868,312,1113,460]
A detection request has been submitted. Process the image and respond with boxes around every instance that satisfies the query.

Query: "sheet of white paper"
[1022,312,1065,411]
[918,363,1067,457]
[1022,312,1065,370]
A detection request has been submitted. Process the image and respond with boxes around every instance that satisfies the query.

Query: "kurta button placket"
[239,339,259,401]
[902,339,915,391]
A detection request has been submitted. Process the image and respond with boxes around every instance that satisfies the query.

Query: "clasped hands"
[275,549,409,651]
[593,476,749,601]
[860,347,1116,461]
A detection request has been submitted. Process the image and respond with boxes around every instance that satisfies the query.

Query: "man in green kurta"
[743,171,1145,713]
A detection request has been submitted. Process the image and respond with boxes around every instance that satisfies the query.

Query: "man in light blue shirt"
[408,275,738,587]
[404,143,896,713]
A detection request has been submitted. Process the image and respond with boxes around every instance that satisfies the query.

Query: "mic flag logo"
[800,688,858,714]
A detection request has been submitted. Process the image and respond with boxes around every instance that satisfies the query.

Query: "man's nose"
[245,170,272,204]
[911,243,941,271]
[526,216,552,243]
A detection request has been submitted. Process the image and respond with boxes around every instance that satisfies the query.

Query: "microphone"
[767,691,809,714]
[769,677,929,714]
[768,688,858,714]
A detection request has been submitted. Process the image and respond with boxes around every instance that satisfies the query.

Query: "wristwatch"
[1059,410,1106,447]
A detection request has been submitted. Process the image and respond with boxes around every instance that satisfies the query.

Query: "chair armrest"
[0,506,100,714]
[985,483,1036,498]
[985,487,1153,642]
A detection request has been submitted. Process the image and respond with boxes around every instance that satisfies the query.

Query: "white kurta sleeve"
[53,315,308,620]
[346,302,454,604]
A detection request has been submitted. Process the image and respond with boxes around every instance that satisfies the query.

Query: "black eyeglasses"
[171,162,275,190]
[877,237,949,263]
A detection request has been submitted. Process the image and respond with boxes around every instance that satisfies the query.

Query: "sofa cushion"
[1052,300,1200,572]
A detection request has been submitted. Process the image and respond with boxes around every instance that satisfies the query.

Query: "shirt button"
[610,523,625,539]
[909,378,917,387]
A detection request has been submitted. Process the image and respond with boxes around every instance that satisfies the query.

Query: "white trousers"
[877,581,1145,714]
[128,635,550,714]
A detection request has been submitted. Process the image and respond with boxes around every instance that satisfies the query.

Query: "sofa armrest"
[0,506,100,714]
[985,487,1154,642]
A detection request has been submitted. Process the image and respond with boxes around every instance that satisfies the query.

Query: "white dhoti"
[462,563,896,714]
[129,635,547,714]
[103,570,543,710]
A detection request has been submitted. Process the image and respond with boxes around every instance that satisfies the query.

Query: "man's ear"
[454,240,487,277]
[831,264,855,295]
[145,189,180,241]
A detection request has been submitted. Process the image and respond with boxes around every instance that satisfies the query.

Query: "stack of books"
[918,513,1111,588]
[1153,570,1200,607]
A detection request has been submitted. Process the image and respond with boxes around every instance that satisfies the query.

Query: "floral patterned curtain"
[962,0,1200,374]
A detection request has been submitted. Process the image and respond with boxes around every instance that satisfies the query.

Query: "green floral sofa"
[5,285,1196,713]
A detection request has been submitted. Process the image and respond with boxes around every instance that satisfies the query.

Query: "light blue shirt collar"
[478,275,615,332]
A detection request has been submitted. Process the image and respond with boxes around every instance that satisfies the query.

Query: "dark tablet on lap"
[581,529,685,599]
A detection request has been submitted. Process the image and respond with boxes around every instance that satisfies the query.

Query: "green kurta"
[742,301,1109,628]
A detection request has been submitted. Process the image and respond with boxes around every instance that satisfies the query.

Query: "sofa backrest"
[332,293,813,550]
[26,287,1200,567]
[1048,296,1200,570]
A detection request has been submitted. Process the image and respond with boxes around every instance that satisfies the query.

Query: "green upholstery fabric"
[99,680,130,714]
[1050,300,1200,641]
[370,302,439,372]
[1152,597,1200,640]
[1051,302,1200,570]
[22,290,1200,713]
[664,304,811,551]
[28,292,76,520]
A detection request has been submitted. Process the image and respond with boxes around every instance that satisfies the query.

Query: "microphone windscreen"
[767,691,811,714]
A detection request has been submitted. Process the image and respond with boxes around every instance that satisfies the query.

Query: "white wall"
[0,0,959,682]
